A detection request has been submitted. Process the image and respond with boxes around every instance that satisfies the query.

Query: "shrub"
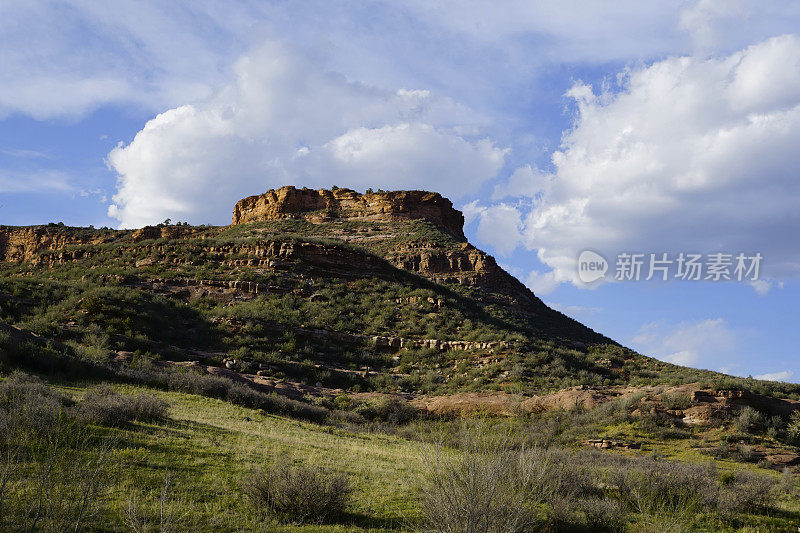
[0,373,114,532]
[734,443,758,463]
[243,458,351,524]
[163,369,328,422]
[167,371,231,398]
[416,422,598,532]
[612,458,717,530]
[130,393,170,421]
[734,406,766,434]
[0,371,70,439]
[660,392,692,411]
[718,470,778,514]
[354,397,418,425]
[787,410,800,440]
[417,429,541,533]
[576,497,625,533]
[77,386,168,427]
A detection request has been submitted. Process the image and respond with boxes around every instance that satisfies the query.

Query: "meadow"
[2,368,799,532]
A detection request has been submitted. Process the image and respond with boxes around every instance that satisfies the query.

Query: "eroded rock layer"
[232,186,466,240]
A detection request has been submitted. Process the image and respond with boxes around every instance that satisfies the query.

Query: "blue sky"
[2,1,800,381]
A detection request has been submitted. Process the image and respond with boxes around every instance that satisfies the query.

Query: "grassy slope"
[24,378,796,532]
[56,380,423,532]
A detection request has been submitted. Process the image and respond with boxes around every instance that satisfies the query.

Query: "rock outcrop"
[232,186,466,240]
[0,224,204,263]
[0,225,104,263]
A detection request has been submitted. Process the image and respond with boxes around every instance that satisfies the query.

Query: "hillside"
[3,186,800,531]
[1,185,727,395]
[3,186,800,400]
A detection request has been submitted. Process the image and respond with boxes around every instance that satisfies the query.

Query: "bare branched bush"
[577,497,625,532]
[243,458,351,524]
[416,421,602,533]
[718,470,778,515]
[418,427,538,532]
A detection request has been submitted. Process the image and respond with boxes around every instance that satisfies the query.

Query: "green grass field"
[0,376,785,532]
[29,380,422,532]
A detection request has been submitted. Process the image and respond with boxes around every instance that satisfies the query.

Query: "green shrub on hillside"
[243,458,352,524]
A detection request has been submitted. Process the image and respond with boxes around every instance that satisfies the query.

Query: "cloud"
[524,270,560,296]
[679,0,748,52]
[7,1,800,121]
[483,35,800,287]
[632,318,737,370]
[0,148,51,159]
[462,202,524,256]
[0,2,249,119]
[0,170,72,193]
[749,279,772,296]
[107,43,507,228]
[491,165,551,201]
[544,301,601,321]
[754,370,793,382]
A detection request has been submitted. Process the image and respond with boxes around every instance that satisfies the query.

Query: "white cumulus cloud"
[460,202,524,256]
[754,370,793,382]
[468,35,800,288]
[632,318,737,370]
[107,43,507,228]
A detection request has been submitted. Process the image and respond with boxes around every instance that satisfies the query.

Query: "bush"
[354,397,418,425]
[612,457,717,531]
[417,429,540,532]
[576,497,625,533]
[660,392,692,411]
[243,458,351,524]
[130,393,170,421]
[787,410,800,440]
[163,369,328,422]
[416,422,597,532]
[0,371,70,440]
[77,386,168,427]
[734,406,766,434]
[718,470,778,514]
[0,372,114,531]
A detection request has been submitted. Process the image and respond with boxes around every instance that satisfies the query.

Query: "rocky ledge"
[232,185,466,240]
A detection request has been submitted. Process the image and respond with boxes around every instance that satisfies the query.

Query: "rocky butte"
[0,185,607,345]
[232,186,467,240]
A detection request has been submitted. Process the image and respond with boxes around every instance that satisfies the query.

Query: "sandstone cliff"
[232,186,466,240]
[0,225,104,263]
[0,188,581,330]
[0,224,208,263]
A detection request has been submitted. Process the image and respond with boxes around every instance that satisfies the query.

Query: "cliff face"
[0,225,206,262]
[0,189,539,305]
[0,226,102,263]
[232,186,466,240]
